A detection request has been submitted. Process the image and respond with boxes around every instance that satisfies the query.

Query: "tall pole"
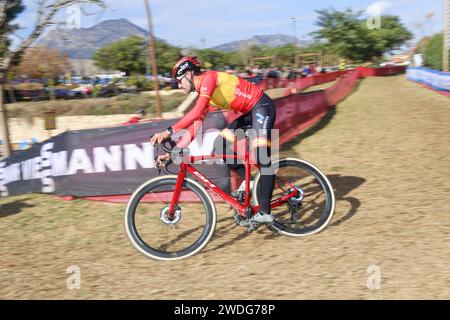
[0,81,12,157]
[444,0,450,72]
[143,0,162,118]
[291,17,300,68]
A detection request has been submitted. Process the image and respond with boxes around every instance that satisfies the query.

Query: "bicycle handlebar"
[149,134,176,152]
[161,139,176,153]
[150,134,178,175]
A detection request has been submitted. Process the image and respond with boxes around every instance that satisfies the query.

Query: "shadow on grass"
[202,215,251,253]
[153,175,366,254]
[261,173,366,240]
[204,172,366,246]
[0,198,34,218]
[327,174,365,227]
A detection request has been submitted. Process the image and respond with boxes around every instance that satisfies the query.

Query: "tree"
[367,15,414,57]
[268,44,296,67]
[93,36,181,75]
[417,33,450,70]
[11,46,70,80]
[191,48,227,70]
[311,8,412,63]
[0,0,106,157]
[223,51,245,70]
[0,0,25,58]
[93,35,147,75]
[153,39,182,74]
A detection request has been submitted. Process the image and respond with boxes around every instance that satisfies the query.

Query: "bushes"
[417,33,450,71]
[126,76,154,91]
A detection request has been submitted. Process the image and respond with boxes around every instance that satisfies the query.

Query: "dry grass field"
[1,75,449,299]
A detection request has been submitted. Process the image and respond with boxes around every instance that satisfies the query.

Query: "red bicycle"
[125,129,335,260]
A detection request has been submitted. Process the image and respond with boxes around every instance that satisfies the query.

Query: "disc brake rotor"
[160,206,182,225]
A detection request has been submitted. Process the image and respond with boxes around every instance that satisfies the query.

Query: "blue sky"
[13,0,446,49]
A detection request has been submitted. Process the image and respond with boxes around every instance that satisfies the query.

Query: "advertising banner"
[1,113,230,198]
[406,67,450,92]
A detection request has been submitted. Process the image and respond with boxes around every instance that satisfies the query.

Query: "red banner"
[357,65,406,77]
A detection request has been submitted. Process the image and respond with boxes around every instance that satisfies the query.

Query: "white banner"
[406,67,450,92]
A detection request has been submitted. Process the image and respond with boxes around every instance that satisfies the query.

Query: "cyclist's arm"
[170,95,210,134]
[175,105,217,148]
[170,72,217,148]
[171,71,216,134]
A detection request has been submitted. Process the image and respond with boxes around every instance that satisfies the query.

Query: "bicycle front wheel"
[125,175,216,260]
[253,158,335,237]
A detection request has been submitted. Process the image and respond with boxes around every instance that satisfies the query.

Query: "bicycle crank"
[233,212,273,233]
[233,211,250,228]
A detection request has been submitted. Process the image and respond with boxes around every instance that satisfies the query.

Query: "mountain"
[36,19,150,59]
[211,35,312,52]
[36,19,312,60]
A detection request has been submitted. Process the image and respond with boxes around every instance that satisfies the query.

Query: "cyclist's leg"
[213,113,250,179]
[250,94,276,216]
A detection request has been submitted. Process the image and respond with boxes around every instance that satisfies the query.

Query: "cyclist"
[150,56,276,225]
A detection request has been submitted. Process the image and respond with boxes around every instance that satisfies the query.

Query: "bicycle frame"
[168,137,299,219]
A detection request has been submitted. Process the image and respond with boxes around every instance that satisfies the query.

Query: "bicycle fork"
[168,163,187,218]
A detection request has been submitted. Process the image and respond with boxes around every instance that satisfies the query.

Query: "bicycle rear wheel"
[253,158,335,237]
[125,175,216,260]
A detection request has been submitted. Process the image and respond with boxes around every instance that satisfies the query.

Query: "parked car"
[98,84,122,98]
[68,85,92,98]
[51,85,92,99]
[50,88,71,99]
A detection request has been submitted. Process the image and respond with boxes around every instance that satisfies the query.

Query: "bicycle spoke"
[132,187,210,254]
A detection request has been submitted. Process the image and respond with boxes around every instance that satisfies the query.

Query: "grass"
[5,92,187,118]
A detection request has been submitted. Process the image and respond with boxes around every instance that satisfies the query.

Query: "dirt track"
[1,75,449,299]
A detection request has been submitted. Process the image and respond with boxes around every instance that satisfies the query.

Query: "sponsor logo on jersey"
[234,87,252,100]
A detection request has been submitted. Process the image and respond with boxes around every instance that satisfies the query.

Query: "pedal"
[247,221,261,233]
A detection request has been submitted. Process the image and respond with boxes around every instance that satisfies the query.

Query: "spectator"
[251,64,262,76]
[124,108,146,125]
[303,65,312,76]
[310,63,317,75]
[316,65,323,74]
[267,68,279,79]
[287,68,298,79]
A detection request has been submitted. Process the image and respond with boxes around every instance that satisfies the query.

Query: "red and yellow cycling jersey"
[171,71,263,133]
